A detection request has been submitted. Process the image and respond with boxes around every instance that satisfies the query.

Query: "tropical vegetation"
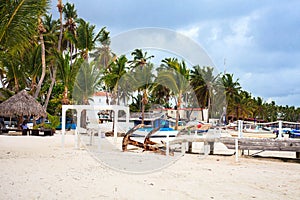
[0,0,299,130]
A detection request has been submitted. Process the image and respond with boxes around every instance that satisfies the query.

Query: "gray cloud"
[50,0,300,106]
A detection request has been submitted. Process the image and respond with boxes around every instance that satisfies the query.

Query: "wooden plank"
[169,136,300,153]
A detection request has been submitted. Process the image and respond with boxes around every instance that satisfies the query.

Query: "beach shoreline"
[0,134,300,199]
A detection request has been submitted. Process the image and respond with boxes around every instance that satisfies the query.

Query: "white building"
[86,91,111,124]
[89,91,111,105]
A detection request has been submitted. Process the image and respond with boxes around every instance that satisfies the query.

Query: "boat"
[243,124,273,134]
[131,113,178,138]
[227,122,276,138]
[290,129,300,138]
[167,118,211,134]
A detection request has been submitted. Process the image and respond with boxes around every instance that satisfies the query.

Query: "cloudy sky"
[51,0,300,107]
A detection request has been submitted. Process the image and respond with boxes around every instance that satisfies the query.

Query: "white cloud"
[224,15,256,47]
[177,26,200,40]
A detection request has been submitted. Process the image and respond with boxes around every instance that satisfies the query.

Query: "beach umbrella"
[0,90,46,127]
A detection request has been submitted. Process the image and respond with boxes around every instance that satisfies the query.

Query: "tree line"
[0,0,299,126]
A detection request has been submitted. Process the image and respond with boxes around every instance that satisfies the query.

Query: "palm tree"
[73,61,102,104]
[91,27,113,71]
[0,53,26,92]
[128,49,155,123]
[34,17,47,98]
[157,58,190,130]
[190,66,220,122]
[221,73,241,122]
[56,52,82,104]
[128,49,154,69]
[63,2,78,64]
[102,55,128,105]
[75,18,102,61]
[73,61,102,128]
[57,0,64,51]
[150,84,171,108]
[131,63,156,124]
[42,14,59,111]
[190,65,207,120]
[22,45,42,93]
[0,0,49,54]
[240,91,255,120]
[252,97,266,121]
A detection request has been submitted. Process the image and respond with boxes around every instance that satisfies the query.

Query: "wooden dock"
[169,136,300,158]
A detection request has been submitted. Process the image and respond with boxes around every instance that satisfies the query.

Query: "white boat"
[243,124,273,134]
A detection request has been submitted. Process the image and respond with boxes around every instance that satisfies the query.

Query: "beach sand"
[0,133,300,200]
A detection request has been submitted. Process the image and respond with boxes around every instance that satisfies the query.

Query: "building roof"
[93,91,111,97]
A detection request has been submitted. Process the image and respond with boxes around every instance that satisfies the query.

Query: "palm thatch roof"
[0,90,46,118]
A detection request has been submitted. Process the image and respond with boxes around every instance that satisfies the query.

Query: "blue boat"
[131,114,178,137]
[290,129,300,138]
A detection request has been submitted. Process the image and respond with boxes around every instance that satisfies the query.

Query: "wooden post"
[98,130,102,152]
[235,138,239,162]
[188,142,192,153]
[166,134,169,157]
[208,142,214,155]
[181,142,186,155]
[278,120,283,139]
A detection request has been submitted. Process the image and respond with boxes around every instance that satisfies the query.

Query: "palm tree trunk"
[175,93,182,130]
[57,0,63,52]
[62,85,69,104]
[207,96,211,123]
[44,64,56,110]
[34,19,46,99]
[141,89,148,125]
[12,65,20,92]
[141,103,145,125]
[70,43,73,66]
[44,2,63,109]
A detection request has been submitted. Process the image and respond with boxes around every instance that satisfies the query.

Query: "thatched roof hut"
[0,90,46,118]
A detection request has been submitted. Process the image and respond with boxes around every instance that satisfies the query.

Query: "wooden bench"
[0,128,53,136]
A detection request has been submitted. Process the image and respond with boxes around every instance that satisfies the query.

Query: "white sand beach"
[1,133,300,200]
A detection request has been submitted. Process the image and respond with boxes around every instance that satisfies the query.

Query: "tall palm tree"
[57,0,63,52]
[91,27,113,71]
[190,65,207,120]
[34,17,47,98]
[190,66,220,122]
[102,55,128,105]
[157,58,190,130]
[131,63,156,124]
[23,44,42,93]
[230,90,254,120]
[252,97,266,121]
[73,61,102,105]
[128,49,154,123]
[63,2,78,65]
[56,52,82,104]
[75,18,102,61]
[42,14,60,111]
[73,61,102,128]
[221,73,241,122]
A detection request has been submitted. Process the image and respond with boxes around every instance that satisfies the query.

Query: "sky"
[51,0,300,107]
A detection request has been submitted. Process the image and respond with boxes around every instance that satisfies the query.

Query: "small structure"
[61,104,130,148]
[0,90,46,128]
